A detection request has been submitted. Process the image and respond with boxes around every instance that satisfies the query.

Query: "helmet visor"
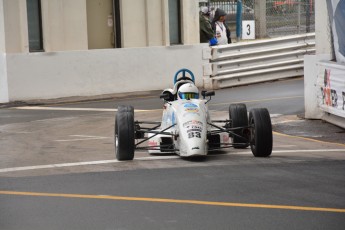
[178,92,199,99]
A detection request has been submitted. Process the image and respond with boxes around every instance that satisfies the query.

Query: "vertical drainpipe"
[236,0,242,42]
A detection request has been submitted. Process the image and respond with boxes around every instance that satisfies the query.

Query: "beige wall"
[0,0,200,52]
[145,0,164,46]
[0,0,5,53]
[120,0,147,47]
[41,0,88,51]
[1,0,28,53]
[181,0,199,45]
[120,0,199,48]
[86,0,114,49]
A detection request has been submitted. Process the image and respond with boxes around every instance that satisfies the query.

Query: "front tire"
[249,108,273,157]
[229,104,249,148]
[115,105,135,161]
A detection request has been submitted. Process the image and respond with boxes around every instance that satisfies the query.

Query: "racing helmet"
[178,83,199,100]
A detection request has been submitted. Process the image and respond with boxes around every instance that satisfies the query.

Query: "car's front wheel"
[249,108,273,157]
[115,105,135,161]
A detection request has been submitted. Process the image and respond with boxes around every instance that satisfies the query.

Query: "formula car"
[114,68,273,161]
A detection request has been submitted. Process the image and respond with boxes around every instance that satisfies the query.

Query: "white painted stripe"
[273,149,345,153]
[0,156,178,173]
[12,106,153,112]
[55,137,110,142]
[13,106,117,112]
[0,149,345,173]
[55,135,111,142]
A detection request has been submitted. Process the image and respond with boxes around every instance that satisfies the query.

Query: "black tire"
[249,108,273,157]
[115,105,135,161]
[229,104,249,148]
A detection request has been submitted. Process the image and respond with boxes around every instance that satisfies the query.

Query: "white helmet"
[178,83,199,100]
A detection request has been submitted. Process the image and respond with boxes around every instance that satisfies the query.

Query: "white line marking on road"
[272,149,345,153]
[1,149,345,173]
[210,96,304,106]
[55,135,111,142]
[12,106,152,112]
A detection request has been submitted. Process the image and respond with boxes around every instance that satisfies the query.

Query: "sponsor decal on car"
[185,107,199,113]
[222,134,230,143]
[183,120,203,127]
[183,120,203,139]
[184,103,198,108]
[148,140,158,146]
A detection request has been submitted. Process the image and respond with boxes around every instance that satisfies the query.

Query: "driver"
[177,83,199,100]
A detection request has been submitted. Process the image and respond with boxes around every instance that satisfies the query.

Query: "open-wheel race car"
[114,69,273,161]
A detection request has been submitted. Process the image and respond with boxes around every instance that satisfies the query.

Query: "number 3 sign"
[242,20,255,40]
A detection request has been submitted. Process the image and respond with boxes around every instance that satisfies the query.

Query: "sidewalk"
[272,115,345,146]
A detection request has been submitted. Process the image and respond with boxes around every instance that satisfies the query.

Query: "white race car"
[114,69,273,161]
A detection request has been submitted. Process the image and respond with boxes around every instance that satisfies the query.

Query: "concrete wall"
[41,0,88,51]
[315,0,332,55]
[5,45,208,101]
[0,53,9,103]
[304,54,331,119]
[304,0,345,128]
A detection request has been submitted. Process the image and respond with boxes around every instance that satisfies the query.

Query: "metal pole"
[236,0,243,41]
[297,0,301,34]
[306,0,311,33]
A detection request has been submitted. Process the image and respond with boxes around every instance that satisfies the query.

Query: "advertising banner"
[317,61,345,118]
[328,0,345,64]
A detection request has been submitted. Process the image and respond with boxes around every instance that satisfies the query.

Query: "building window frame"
[27,0,44,52]
[168,0,182,45]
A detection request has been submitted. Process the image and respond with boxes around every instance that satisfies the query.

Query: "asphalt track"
[0,78,344,230]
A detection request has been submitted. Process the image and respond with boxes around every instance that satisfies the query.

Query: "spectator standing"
[209,7,215,21]
[199,7,215,44]
[212,8,232,45]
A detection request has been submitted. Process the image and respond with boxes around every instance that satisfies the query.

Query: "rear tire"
[229,104,249,148]
[115,105,135,161]
[249,108,273,157]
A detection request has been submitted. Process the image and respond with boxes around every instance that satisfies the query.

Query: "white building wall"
[6,45,207,101]
[0,0,204,103]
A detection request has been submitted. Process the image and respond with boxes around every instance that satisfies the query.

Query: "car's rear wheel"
[249,108,272,157]
[229,104,249,148]
[115,105,135,161]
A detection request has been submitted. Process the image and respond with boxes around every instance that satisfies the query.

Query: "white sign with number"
[242,20,255,39]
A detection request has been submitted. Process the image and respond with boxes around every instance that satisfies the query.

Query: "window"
[168,0,181,45]
[113,0,121,48]
[27,0,43,51]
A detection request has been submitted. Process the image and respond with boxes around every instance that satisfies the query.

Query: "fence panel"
[199,0,315,38]
[210,33,316,89]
